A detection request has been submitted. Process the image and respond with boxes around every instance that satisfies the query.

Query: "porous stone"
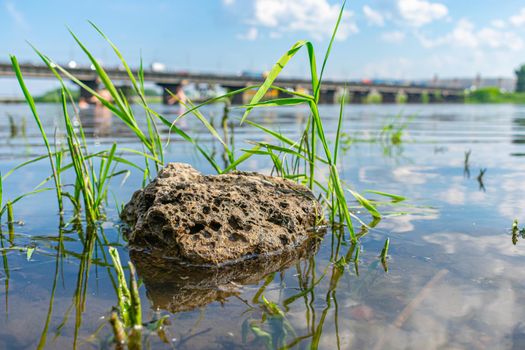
[121,163,324,265]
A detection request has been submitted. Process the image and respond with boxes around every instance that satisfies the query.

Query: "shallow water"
[1,102,524,349]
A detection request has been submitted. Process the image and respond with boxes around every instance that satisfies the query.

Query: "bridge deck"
[0,62,464,97]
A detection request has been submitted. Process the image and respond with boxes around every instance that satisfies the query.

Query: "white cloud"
[222,0,235,5]
[417,19,524,51]
[379,207,439,233]
[381,30,405,43]
[438,181,466,205]
[397,0,448,27]
[391,166,438,185]
[498,175,525,220]
[448,19,478,47]
[363,5,384,26]
[510,8,525,27]
[491,19,506,29]
[478,27,524,50]
[237,27,258,41]
[5,1,29,30]
[252,0,358,41]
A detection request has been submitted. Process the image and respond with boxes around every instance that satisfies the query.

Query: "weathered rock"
[121,163,324,265]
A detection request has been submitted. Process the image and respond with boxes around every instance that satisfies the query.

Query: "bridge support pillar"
[78,79,99,103]
[319,89,337,104]
[429,90,443,103]
[382,92,397,104]
[158,84,185,105]
[406,93,422,103]
[442,93,464,103]
[223,85,246,105]
[351,91,367,104]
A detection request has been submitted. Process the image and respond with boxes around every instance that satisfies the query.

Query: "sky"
[2,0,525,94]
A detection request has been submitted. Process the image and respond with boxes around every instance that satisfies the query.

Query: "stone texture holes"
[121,163,325,265]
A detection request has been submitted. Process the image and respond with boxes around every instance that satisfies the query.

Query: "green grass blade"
[67,29,126,112]
[147,108,223,173]
[270,85,314,100]
[330,166,355,241]
[380,237,390,272]
[241,97,310,109]
[316,0,346,99]
[128,262,142,327]
[365,190,406,202]
[251,142,311,163]
[30,45,153,154]
[10,55,63,213]
[222,145,261,173]
[333,89,345,164]
[0,188,53,217]
[108,247,132,326]
[173,85,259,124]
[117,147,161,165]
[6,201,13,224]
[60,88,97,222]
[88,21,141,97]
[241,40,318,124]
[245,120,329,165]
[347,188,381,219]
[169,93,229,150]
[2,154,60,181]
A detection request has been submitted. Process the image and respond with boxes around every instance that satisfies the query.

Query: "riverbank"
[466,86,525,103]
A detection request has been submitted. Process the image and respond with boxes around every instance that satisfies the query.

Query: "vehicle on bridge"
[239,70,269,79]
[151,62,166,72]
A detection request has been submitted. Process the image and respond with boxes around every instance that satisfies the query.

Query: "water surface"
[0,103,524,349]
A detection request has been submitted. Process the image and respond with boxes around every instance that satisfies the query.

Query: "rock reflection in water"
[130,238,321,313]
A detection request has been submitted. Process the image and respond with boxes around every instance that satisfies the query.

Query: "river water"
[0,102,524,349]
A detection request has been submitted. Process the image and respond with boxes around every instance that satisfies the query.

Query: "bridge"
[0,62,465,104]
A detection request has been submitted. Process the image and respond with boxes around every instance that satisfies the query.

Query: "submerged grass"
[108,247,142,329]
[6,201,14,239]
[511,219,525,245]
[380,237,390,272]
[380,113,413,145]
[108,247,170,349]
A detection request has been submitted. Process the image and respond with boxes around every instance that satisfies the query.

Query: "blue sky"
[2,0,525,94]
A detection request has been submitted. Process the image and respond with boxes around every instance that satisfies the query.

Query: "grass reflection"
[0,225,9,320]
[227,224,383,350]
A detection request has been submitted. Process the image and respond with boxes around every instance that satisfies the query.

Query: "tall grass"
[10,56,64,214]
[8,59,155,223]
[59,88,120,223]
[219,0,366,242]
[108,247,143,349]
[6,0,397,245]
[2,6,407,345]
[163,0,382,242]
